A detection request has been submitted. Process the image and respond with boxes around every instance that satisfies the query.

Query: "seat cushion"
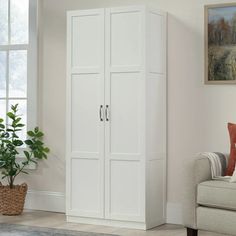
[197,207,236,236]
[197,180,236,210]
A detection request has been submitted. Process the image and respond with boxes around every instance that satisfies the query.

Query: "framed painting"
[205,3,236,84]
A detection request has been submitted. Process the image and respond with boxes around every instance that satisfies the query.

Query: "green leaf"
[34,127,39,133]
[9,169,17,176]
[11,104,18,113]
[35,140,43,145]
[7,112,15,120]
[15,124,25,128]
[6,129,14,132]
[30,159,37,164]
[14,163,20,169]
[14,129,22,132]
[15,117,21,123]
[2,140,11,144]
[25,140,33,145]
[44,147,50,153]
[0,161,6,168]
[36,131,44,138]
[13,140,23,146]
[42,153,47,159]
[27,131,34,137]
[12,133,19,139]
[24,151,30,160]
[4,133,9,138]
[0,118,4,123]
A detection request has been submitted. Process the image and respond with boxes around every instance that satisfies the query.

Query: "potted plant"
[0,104,49,215]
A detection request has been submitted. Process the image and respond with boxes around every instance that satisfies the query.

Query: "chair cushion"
[197,180,236,211]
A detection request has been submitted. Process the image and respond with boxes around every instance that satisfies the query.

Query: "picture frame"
[205,3,236,84]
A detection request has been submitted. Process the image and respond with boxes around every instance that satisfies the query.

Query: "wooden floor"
[0,210,226,236]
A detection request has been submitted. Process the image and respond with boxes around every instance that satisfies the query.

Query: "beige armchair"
[183,154,236,236]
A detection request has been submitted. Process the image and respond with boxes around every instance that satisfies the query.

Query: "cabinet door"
[104,6,145,222]
[66,9,105,218]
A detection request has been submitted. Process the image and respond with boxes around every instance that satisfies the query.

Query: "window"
[0,0,37,140]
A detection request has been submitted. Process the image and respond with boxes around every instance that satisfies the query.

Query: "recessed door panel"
[71,74,101,155]
[71,13,103,68]
[110,10,142,67]
[109,72,141,156]
[71,159,102,217]
[109,160,141,219]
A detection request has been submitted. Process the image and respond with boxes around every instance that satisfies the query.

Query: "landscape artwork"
[205,4,236,84]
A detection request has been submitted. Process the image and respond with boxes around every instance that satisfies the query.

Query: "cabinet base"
[67,215,162,230]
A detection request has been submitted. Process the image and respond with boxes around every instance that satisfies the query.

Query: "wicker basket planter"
[0,183,28,215]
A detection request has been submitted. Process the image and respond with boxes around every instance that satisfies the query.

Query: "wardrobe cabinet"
[66,5,167,230]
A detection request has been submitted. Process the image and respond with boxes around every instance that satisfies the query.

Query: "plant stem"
[14,163,27,180]
[10,176,13,189]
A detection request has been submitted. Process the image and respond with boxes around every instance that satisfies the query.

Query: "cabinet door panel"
[67,9,105,218]
[105,7,145,222]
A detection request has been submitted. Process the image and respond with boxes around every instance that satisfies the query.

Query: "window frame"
[27,0,38,131]
[0,0,38,135]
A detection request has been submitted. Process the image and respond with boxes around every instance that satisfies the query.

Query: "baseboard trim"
[166,202,183,225]
[24,190,65,213]
[25,193,183,226]
[67,215,147,230]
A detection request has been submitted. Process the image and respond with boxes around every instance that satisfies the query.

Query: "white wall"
[20,0,236,222]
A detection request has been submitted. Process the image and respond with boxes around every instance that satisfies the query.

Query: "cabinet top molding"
[67,5,167,17]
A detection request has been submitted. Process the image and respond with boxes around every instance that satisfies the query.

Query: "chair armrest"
[183,153,229,228]
[195,155,212,183]
[183,155,212,229]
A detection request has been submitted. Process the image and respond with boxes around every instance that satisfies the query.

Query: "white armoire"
[66,5,167,230]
